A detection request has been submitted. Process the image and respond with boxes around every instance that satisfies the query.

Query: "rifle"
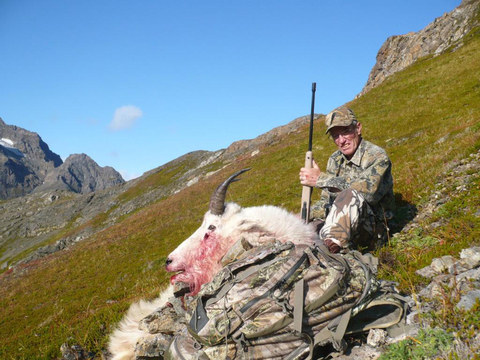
[300,82,316,223]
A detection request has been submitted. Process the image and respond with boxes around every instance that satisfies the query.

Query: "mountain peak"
[34,153,124,194]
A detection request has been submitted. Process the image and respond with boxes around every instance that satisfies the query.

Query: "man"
[299,105,395,253]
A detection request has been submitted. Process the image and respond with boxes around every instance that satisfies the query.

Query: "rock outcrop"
[358,0,479,97]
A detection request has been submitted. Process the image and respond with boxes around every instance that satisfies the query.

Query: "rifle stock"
[300,83,316,223]
[301,151,313,221]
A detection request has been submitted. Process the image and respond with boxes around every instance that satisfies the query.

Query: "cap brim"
[325,120,354,134]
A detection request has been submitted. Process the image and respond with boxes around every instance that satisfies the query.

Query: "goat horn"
[209,168,250,215]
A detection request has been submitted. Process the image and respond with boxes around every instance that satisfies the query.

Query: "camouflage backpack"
[165,240,407,360]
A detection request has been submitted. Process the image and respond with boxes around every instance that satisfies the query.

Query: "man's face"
[329,122,362,159]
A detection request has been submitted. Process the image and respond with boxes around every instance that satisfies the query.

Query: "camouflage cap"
[325,106,357,134]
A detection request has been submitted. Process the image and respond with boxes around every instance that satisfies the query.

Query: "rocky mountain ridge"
[0,118,125,200]
[0,117,62,199]
[358,0,479,97]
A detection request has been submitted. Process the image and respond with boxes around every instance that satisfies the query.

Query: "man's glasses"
[330,127,356,141]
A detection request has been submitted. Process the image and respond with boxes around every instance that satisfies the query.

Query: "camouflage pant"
[319,189,386,252]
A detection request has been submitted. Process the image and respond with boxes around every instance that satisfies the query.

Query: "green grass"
[379,328,455,360]
[1,18,480,359]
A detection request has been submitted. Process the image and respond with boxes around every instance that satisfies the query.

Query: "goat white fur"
[108,170,318,359]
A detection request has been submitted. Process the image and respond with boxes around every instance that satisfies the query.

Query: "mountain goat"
[108,169,319,359]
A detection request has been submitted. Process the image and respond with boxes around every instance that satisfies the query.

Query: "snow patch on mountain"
[0,137,24,157]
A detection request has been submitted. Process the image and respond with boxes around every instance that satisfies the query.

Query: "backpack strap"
[293,278,305,334]
[312,308,352,346]
[355,252,379,267]
[351,251,377,307]
[232,332,250,354]
[386,322,414,338]
[284,306,353,360]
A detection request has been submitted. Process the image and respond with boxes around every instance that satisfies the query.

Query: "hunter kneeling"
[300,105,395,254]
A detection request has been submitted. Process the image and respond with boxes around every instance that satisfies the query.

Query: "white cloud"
[109,105,143,131]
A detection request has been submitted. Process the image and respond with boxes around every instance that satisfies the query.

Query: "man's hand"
[324,239,341,254]
[300,160,321,187]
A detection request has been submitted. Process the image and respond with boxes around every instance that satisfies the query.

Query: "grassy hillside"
[1,24,479,360]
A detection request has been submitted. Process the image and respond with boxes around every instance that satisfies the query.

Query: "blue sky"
[0,1,460,180]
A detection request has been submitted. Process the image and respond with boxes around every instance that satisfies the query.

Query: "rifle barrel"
[301,82,316,223]
[308,82,316,151]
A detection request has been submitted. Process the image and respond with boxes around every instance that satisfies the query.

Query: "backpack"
[165,240,407,360]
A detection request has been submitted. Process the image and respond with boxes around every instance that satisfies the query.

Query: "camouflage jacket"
[311,139,395,220]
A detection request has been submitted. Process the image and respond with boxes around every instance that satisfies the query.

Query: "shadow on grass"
[388,192,418,235]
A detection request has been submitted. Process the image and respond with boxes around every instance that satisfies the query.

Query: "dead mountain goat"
[108,169,319,359]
